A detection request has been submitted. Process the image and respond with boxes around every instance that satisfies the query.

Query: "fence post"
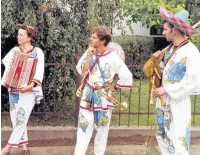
[74,52,81,127]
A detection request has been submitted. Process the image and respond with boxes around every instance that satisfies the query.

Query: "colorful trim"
[96,50,111,57]
[20,141,29,146]
[32,79,42,86]
[116,83,132,89]
[8,141,28,147]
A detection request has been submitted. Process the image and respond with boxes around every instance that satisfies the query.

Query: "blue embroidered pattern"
[79,114,89,133]
[163,105,173,131]
[30,49,37,57]
[9,92,19,104]
[179,127,191,151]
[94,111,109,127]
[166,134,175,154]
[155,108,165,139]
[166,57,187,83]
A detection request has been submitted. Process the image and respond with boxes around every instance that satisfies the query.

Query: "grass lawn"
[111,80,200,126]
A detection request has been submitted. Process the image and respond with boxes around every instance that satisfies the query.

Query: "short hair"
[162,20,174,29]
[162,20,184,35]
[91,26,111,46]
[17,24,38,40]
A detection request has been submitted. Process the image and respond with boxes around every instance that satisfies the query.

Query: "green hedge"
[113,35,154,78]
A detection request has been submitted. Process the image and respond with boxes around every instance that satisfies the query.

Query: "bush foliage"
[113,35,154,79]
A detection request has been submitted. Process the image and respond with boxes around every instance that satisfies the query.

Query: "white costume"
[2,47,44,147]
[156,42,200,155]
[75,49,132,155]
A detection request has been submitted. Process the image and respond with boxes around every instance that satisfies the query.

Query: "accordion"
[1,50,38,89]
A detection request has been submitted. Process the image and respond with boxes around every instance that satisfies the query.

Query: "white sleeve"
[164,51,200,100]
[76,49,89,75]
[2,47,18,68]
[32,47,44,86]
[113,53,133,89]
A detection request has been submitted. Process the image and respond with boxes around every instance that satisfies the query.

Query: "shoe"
[20,149,30,155]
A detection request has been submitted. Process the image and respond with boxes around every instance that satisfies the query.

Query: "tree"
[88,0,123,28]
[1,0,89,117]
[122,0,200,49]
[122,0,186,28]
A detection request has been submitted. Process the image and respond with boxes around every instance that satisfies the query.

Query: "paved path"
[2,126,200,155]
[7,145,200,155]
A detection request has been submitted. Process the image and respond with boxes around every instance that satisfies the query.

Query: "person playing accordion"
[1,24,44,155]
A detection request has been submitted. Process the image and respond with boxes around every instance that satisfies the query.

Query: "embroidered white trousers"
[74,108,112,155]
[8,92,35,147]
[156,97,191,155]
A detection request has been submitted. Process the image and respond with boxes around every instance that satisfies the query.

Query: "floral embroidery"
[30,49,37,57]
[166,134,175,154]
[84,86,102,106]
[16,107,25,126]
[79,114,89,133]
[10,103,16,111]
[155,108,165,139]
[179,127,191,151]
[165,57,187,83]
[94,111,109,127]
[9,92,19,104]
[102,63,111,79]
[163,105,173,131]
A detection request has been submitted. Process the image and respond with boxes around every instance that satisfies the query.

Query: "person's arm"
[164,52,200,100]
[2,47,18,68]
[31,47,44,86]
[76,46,95,76]
[81,47,95,75]
[113,53,133,89]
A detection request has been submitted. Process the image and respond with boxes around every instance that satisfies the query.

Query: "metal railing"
[1,62,200,127]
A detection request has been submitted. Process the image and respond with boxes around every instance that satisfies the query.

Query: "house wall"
[112,17,150,36]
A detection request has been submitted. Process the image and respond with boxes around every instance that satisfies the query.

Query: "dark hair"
[91,26,111,46]
[17,24,38,40]
[162,20,184,35]
[162,20,174,29]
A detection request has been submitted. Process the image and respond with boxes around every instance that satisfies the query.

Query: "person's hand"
[17,82,34,93]
[153,50,164,62]
[153,87,166,97]
[86,46,95,59]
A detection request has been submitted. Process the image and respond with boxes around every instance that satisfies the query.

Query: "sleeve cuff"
[32,79,42,86]
[116,83,132,89]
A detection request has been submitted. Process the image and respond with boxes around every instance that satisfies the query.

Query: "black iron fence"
[1,59,200,127]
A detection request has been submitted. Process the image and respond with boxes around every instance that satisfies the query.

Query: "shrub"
[113,35,154,79]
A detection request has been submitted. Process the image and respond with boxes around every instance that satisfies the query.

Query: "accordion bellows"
[1,50,37,89]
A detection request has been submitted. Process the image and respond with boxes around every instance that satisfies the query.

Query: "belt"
[86,82,107,90]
